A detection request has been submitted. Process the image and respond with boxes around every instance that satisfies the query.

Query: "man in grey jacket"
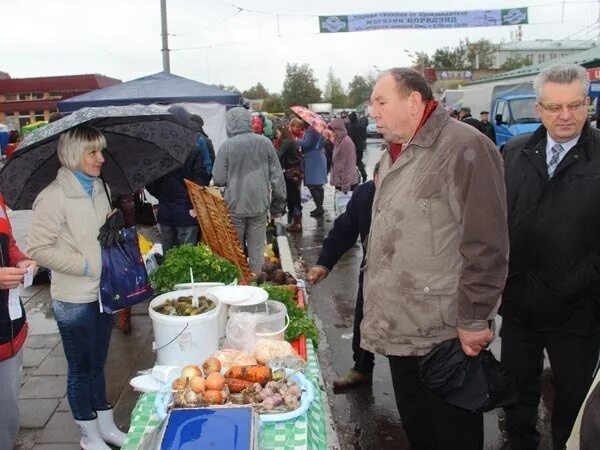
[213,107,286,274]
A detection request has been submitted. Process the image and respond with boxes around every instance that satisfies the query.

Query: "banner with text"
[319,8,528,33]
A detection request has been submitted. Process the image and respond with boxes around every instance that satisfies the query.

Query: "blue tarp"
[58,72,241,113]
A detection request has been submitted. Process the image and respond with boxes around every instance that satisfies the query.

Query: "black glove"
[98,210,126,248]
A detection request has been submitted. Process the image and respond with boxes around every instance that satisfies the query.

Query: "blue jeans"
[52,300,113,420]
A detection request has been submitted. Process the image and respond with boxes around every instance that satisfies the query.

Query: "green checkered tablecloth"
[122,340,327,450]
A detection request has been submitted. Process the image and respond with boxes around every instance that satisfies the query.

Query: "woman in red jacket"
[0,194,36,448]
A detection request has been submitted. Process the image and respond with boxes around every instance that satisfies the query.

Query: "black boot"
[310,187,324,217]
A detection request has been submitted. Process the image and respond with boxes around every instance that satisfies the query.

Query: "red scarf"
[390,100,438,163]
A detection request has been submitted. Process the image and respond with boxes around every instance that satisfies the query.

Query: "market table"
[121,340,327,449]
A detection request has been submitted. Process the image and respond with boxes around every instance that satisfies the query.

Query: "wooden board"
[185,180,252,281]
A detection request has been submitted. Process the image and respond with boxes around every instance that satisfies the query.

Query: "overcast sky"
[3,0,598,93]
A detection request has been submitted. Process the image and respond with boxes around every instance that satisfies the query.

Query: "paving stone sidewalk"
[15,285,155,450]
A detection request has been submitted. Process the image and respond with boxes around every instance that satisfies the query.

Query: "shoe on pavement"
[75,418,111,450]
[96,406,127,446]
[333,368,372,391]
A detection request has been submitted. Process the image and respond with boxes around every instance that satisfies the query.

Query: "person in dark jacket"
[0,194,35,448]
[479,111,497,144]
[190,113,216,180]
[307,163,379,389]
[459,106,483,132]
[348,112,368,182]
[148,106,211,254]
[277,126,303,232]
[500,63,600,450]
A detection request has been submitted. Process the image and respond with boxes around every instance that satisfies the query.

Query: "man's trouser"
[352,271,374,376]
[230,213,268,275]
[388,354,483,450]
[501,318,600,450]
[0,349,23,450]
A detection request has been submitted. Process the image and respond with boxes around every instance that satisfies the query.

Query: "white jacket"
[27,167,111,303]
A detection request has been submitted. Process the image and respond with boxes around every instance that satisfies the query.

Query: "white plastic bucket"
[230,300,289,341]
[149,289,221,367]
[173,282,227,339]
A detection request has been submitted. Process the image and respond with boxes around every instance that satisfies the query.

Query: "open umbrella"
[0,105,197,210]
[290,106,336,143]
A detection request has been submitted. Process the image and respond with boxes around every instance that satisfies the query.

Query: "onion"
[203,389,224,405]
[205,372,225,391]
[181,365,202,381]
[202,357,222,376]
[172,378,186,391]
[189,376,206,394]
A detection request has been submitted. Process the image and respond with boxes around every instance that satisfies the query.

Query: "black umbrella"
[419,338,517,413]
[0,104,198,210]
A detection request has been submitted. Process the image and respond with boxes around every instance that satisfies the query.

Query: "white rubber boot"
[75,418,111,450]
[96,407,127,447]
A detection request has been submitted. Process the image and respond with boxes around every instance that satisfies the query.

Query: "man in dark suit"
[307,164,379,389]
[501,63,600,450]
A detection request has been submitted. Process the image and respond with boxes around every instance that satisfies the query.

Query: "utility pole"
[160,0,171,73]
[597,0,600,41]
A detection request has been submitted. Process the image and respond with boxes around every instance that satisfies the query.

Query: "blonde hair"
[289,118,304,129]
[57,125,106,171]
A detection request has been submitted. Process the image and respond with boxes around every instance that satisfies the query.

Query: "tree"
[466,39,496,69]
[432,43,467,70]
[500,54,532,71]
[243,82,269,100]
[323,68,347,108]
[412,51,432,68]
[217,84,241,94]
[346,75,375,108]
[281,63,322,109]
[263,94,284,113]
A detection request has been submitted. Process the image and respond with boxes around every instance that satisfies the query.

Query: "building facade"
[493,39,597,69]
[0,74,121,128]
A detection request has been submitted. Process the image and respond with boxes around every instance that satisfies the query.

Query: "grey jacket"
[362,104,509,357]
[213,107,286,217]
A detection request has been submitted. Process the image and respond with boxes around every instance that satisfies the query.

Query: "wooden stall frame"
[185,180,252,282]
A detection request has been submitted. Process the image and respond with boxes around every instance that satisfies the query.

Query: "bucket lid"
[207,286,268,306]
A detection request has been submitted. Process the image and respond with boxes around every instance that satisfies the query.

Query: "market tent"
[57,72,240,151]
[58,72,242,112]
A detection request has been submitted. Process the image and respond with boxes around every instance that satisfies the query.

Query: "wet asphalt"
[287,139,554,450]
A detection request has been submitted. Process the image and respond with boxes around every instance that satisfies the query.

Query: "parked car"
[366,118,382,138]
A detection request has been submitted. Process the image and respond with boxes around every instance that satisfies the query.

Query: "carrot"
[224,365,272,385]
[225,378,255,393]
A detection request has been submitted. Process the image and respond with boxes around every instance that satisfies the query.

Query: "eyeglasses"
[537,99,587,114]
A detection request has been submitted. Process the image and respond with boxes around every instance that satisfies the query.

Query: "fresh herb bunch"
[259,284,320,347]
[150,244,241,294]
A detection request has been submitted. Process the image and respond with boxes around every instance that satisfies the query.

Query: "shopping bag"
[334,190,353,218]
[99,226,154,313]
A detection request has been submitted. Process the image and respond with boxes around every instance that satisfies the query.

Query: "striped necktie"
[547,143,564,178]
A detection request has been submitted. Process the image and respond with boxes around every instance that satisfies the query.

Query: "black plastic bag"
[419,338,517,413]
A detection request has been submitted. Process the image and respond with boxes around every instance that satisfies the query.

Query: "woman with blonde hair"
[28,125,126,449]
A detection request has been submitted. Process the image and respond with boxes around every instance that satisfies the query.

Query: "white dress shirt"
[546,133,580,169]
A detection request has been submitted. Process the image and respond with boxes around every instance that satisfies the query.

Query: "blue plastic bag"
[99,226,154,313]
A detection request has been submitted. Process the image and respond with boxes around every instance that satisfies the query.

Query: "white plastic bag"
[301,186,312,204]
[334,190,353,218]
[223,312,257,355]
